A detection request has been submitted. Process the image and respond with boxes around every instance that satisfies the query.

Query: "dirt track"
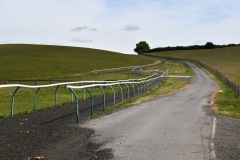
[0,93,123,160]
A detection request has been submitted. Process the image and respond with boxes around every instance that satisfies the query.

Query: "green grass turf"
[0,44,154,80]
[149,46,240,83]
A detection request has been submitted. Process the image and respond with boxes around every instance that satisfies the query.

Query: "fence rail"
[0,71,192,123]
[67,74,167,123]
[90,59,162,75]
[0,74,160,119]
[1,60,162,85]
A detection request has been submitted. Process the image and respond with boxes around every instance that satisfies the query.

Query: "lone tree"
[134,41,150,54]
[204,42,215,49]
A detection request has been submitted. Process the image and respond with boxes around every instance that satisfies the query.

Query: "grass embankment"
[0,44,154,80]
[149,46,240,83]
[148,46,240,118]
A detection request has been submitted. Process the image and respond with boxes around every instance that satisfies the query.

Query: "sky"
[0,0,240,54]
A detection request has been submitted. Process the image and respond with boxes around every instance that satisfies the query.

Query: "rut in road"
[81,63,217,160]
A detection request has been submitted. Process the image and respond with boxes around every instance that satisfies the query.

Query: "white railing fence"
[0,73,191,123]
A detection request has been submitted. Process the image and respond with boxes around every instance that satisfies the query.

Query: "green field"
[149,46,240,83]
[0,44,155,80]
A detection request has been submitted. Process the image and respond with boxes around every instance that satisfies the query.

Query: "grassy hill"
[149,46,240,83]
[0,44,154,80]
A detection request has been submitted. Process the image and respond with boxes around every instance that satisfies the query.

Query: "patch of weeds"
[0,115,7,120]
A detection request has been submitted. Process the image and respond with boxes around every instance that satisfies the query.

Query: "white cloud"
[121,25,140,31]
[71,26,97,32]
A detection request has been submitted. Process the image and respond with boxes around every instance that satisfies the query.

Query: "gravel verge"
[214,115,240,160]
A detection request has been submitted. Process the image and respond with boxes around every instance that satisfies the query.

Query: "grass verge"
[197,65,240,119]
[87,78,190,120]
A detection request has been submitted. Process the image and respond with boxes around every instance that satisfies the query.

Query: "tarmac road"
[82,63,217,160]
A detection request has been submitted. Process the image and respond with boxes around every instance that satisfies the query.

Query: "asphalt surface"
[82,63,217,160]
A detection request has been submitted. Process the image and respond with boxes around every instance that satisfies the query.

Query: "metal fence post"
[92,85,96,97]
[108,85,115,105]
[83,87,86,101]
[55,85,60,107]
[71,84,76,103]
[135,83,140,96]
[68,88,79,123]
[143,81,146,93]
[71,92,74,103]
[117,84,124,102]
[151,79,154,89]
[85,87,94,116]
[131,83,135,98]
[124,83,130,99]
[34,88,41,113]
[10,87,20,118]
[140,81,144,93]
[98,86,106,111]
[147,80,150,91]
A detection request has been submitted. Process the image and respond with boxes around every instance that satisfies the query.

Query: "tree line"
[134,41,240,54]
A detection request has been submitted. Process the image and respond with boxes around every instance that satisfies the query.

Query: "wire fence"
[144,54,240,97]
[191,59,240,97]
[152,55,240,97]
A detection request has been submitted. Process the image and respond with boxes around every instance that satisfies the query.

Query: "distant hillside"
[0,44,154,80]
[148,43,240,53]
[149,46,240,83]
